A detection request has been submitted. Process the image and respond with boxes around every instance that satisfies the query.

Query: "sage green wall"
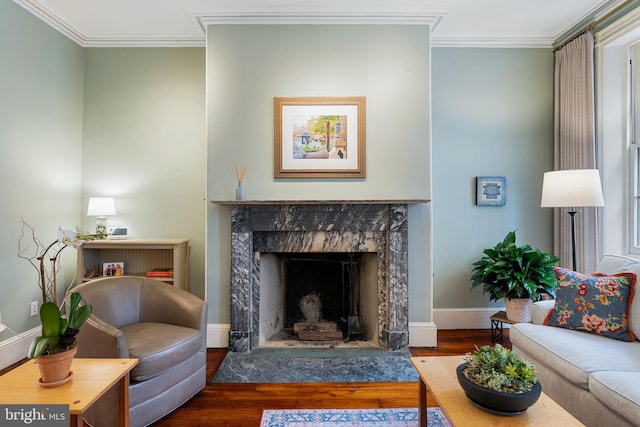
[81,48,207,299]
[0,2,555,351]
[206,25,433,324]
[431,47,555,309]
[0,1,84,338]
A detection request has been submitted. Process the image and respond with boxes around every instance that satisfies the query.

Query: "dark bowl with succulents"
[456,344,542,415]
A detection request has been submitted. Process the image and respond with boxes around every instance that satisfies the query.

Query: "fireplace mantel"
[222,201,424,352]
[211,199,430,205]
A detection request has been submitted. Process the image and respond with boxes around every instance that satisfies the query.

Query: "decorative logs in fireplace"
[293,321,343,341]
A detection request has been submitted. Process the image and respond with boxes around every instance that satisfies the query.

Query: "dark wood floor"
[0,329,508,426]
[152,329,510,426]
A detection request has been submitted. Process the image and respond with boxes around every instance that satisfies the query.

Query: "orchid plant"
[18,218,100,304]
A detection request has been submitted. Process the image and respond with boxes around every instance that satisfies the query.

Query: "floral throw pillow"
[544,267,636,341]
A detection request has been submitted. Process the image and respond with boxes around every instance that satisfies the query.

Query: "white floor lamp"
[541,169,605,271]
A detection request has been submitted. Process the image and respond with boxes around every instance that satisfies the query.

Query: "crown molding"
[14,0,206,47]
[192,11,446,29]
[81,36,205,48]
[14,1,445,47]
[14,0,86,46]
[431,36,556,48]
[10,1,581,49]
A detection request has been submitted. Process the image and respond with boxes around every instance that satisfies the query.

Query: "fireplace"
[227,201,415,352]
[259,252,378,345]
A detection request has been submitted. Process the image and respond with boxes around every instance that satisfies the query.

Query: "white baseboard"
[0,327,39,370]
[207,323,230,348]
[408,322,438,347]
[433,307,507,330]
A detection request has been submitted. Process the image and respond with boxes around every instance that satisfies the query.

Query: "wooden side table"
[490,310,518,343]
[0,358,137,427]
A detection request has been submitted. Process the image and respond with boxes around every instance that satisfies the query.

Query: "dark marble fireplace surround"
[226,200,425,352]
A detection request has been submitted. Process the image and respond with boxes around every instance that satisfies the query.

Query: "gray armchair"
[68,276,207,427]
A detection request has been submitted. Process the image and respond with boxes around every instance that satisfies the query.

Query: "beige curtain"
[553,32,599,272]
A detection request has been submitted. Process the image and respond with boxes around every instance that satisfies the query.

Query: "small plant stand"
[490,310,518,343]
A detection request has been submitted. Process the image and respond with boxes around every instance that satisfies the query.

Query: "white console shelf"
[77,238,190,290]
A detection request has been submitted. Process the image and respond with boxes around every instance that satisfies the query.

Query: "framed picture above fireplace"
[274,96,366,178]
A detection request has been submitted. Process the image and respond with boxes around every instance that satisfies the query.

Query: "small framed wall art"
[476,176,506,206]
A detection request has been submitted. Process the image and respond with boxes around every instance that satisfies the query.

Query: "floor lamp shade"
[540,169,604,208]
[540,169,604,272]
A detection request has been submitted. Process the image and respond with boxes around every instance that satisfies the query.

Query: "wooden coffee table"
[410,356,584,426]
[0,358,137,427]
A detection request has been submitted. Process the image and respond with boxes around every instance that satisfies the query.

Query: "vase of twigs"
[234,165,247,200]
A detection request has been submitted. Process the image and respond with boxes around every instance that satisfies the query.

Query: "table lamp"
[540,169,605,271]
[87,197,116,238]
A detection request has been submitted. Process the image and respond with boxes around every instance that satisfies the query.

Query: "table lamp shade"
[87,197,116,216]
[540,169,604,208]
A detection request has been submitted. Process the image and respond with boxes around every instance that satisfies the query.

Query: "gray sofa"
[69,276,207,427]
[511,255,640,427]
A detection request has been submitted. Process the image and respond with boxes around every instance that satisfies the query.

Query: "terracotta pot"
[504,297,532,323]
[456,363,542,414]
[36,346,77,385]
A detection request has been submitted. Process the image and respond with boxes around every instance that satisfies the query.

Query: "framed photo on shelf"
[274,96,366,178]
[476,176,506,206]
[103,262,125,276]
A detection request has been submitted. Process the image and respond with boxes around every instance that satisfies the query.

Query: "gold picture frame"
[274,96,366,178]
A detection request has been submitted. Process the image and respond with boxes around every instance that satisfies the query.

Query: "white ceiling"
[13,0,622,48]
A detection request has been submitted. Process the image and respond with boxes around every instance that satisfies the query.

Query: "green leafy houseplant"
[27,292,93,359]
[463,344,538,393]
[470,231,560,302]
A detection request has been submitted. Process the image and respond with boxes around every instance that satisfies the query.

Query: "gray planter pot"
[456,363,542,415]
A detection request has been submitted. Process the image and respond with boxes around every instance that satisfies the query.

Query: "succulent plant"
[463,344,538,393]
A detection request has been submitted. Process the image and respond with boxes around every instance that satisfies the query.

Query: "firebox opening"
[258,252,379,348]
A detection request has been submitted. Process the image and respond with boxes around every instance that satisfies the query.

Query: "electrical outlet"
[30,301,38,317]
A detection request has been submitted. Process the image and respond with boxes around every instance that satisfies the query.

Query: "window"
[631,43,640,253]
[597,8,640,257]
[632,143,640,252]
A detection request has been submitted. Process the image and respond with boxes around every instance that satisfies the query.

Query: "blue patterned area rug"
[260,407,451,427]
[212,348,419,383]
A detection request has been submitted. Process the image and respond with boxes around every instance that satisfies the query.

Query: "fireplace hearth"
[222,200,424,352]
